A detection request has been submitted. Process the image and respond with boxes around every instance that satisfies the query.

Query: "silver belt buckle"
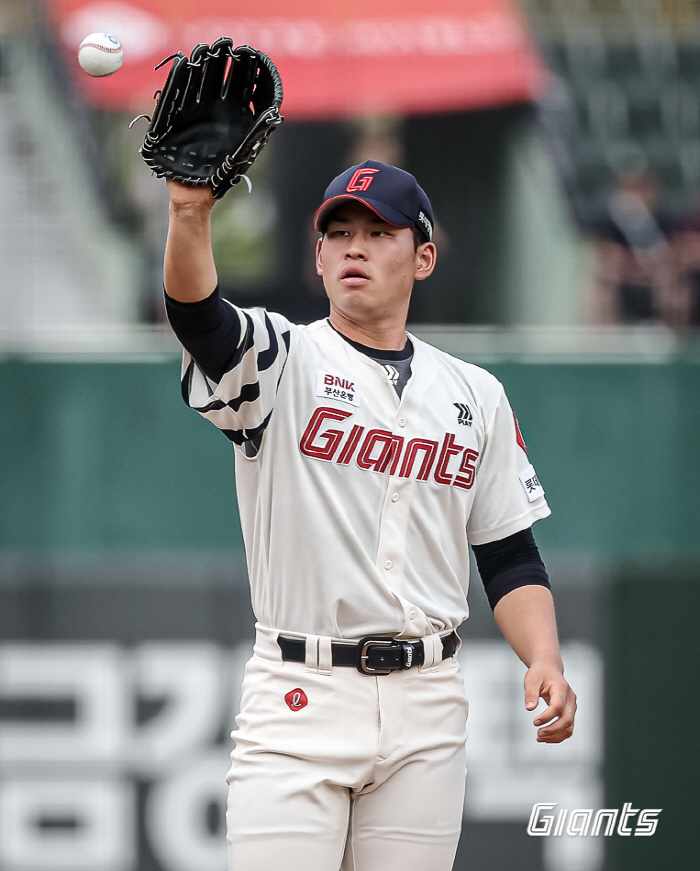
[357,637,394,675]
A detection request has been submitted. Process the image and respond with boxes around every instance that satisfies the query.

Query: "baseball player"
[163,160,576,871]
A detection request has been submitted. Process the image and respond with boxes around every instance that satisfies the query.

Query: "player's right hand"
[524,663,577,743]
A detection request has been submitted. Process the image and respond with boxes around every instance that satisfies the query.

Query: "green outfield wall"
[1,355,699,558]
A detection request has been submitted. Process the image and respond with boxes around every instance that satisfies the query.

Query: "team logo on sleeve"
[285,688,308,711]
[454,403,473,426]
[316,370,361,407]
[514,413,527,452]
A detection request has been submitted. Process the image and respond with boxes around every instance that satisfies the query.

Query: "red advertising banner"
[47,0,546,117]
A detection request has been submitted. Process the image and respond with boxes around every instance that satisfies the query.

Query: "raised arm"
[164,180,218,302]
[493,585,577,743]
[161,175,292,443]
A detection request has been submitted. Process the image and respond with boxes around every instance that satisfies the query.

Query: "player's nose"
[344,232,369,258]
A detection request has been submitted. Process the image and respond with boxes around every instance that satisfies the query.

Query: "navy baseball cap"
[313,160,434,243]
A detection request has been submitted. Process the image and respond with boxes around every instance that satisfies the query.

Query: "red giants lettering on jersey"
[298,407,352,460]
[299,406,479,490]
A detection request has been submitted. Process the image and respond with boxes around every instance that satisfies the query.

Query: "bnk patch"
[316,371,361,407]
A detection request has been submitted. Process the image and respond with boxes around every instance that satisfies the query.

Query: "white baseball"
[78,33,124,77]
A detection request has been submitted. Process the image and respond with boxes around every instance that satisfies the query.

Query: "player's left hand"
[523,663,577,743]
[138,38,283,199]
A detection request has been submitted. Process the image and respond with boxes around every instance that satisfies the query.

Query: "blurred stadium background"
[0,1,698,870]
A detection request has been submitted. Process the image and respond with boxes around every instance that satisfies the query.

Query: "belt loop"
[318,636,333,675]
[256,624,284,664]
[419,633,442,672]
[305,635,320,672]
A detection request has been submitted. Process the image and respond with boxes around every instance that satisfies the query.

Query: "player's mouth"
[340,267,370,286]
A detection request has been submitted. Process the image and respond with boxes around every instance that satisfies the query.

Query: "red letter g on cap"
[346,168,379,192]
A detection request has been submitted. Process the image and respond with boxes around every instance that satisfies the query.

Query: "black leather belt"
[277,631,459,675]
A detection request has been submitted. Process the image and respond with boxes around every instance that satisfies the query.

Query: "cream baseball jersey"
[182,304,550,640]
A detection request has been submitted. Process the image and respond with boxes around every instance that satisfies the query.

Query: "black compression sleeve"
[472,527,550,611]
[164,287,241,383]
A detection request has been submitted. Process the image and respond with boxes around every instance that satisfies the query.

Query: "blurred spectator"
[669,193,700,332]
[590,170,674,326]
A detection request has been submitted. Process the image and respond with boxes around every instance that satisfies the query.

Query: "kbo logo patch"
[285,688,308,711]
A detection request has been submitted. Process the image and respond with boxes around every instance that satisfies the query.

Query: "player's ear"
[315,236,324,276]
[414,242,437,281]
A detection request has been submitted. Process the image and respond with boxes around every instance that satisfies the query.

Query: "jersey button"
[384,560,393,570]
[391,493,399,503]
[398,417,407,427]
[408,609,417,619]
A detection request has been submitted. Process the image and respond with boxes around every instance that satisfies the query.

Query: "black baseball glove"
[137,37,283,198]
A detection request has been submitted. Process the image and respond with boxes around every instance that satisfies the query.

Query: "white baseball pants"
[226,625,469,871]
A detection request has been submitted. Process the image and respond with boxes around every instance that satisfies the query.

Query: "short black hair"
[412,225,426,250]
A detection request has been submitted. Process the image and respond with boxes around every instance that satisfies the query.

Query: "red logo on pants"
[285,688,308,711]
